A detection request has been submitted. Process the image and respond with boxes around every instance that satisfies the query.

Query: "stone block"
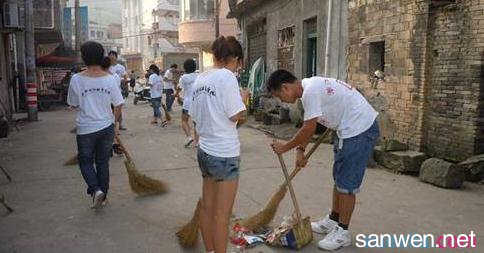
[278,107,290,123]
[382,139,408,152]
[263,113,281,125]
[459,154,484,182]
[420,158,465,189]
[374,146,427,173]
[254,110,264,122]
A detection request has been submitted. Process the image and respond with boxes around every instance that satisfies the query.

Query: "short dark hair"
[149,64,160,75]
[81,41,105,66]
[266,69,297,92]
[183,59,196,73]
[211,36,243,63]
[170,64,178,69]
[108,50,118,58]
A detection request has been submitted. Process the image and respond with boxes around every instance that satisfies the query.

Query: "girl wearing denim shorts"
[189,36,249,253]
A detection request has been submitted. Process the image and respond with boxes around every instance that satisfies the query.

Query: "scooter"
[133,83,151,105]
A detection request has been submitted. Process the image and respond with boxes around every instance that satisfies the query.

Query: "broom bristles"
[176,198,201,247]
[64,154,78,166]
[124,159,168,195]
[239,184,288,232]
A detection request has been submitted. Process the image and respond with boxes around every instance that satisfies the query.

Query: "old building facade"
[347,0,484,161]
[230,0,348,80]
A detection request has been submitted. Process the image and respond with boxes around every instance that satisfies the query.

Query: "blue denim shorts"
[332,120,380,194]
[197,148,240,181]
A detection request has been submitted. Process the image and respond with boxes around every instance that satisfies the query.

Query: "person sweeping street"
[189,36,249,253]
[147,64,167,127]
[179,58,198,148]
[67,41,124,209]
[267,69,379,251]
[163,64,178,112]
[108,50,128,131]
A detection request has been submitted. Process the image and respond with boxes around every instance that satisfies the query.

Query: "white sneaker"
[91,190,105,209]
[184,137,194,148]
[318,225,352,251]
[311,214,338,234]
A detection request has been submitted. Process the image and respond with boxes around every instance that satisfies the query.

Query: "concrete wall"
[238,0,348,80]
[0,35,11,118]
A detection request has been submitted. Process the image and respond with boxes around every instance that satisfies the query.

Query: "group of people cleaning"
[67,36,379,252]
[145,61,199,147]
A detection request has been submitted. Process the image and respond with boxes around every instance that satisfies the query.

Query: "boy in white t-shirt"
[267,69,379,251]
[179,58,198,147]
[163,64,178,112]
[108,51,128,130]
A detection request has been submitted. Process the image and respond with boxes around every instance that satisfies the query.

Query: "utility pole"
[214,0,220,38]
[75,0,81,52]
[24,0,38,121]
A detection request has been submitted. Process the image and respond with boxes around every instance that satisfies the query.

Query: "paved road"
[1,96,483,253]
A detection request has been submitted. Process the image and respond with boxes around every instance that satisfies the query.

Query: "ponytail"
[211,36,243,63]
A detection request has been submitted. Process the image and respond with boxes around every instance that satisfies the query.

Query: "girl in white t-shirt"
[147,64,166,126]
[190,36,250,253]
[67,41,124,210]
[179,58,198,147]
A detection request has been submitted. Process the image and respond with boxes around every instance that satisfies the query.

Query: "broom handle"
[115,135,133,161]
[277,153,302,223]
[285,129,331,184]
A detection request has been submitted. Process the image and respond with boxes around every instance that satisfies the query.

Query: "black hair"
[211,36,243,63]
[101,56,111,70]
[108,50,118,58]
[149,64,160,75]
[183,59,196,74]
[170,64,178,69]
[266,69,297,92]
[80,41,105,66]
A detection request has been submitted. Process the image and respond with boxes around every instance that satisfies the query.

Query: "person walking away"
[148,65,167,127]
[267,69,379,251]
[163,64,178,111]
[190,36,250,253]
[179,59,198,147]
[67,41,124,209]
[129,71,136,92]
[108,50,128,130]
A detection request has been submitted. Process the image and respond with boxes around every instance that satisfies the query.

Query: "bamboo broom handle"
[277,153,302,223]
[286,129,331,183]
[115,135,133,161]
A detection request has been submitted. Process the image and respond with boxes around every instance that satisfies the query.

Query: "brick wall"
[348,0,429,151]
[424,0,484,161]
[348,0,483,161]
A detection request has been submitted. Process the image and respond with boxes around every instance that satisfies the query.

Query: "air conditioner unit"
[3,2,21,28]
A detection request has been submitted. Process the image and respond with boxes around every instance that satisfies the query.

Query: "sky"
[66,0,123,25]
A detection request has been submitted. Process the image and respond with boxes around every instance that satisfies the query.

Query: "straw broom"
[175,130,332,247]
[64,154,78,166]
[238,129,331,232]
[161,104,172,122]
[115,135,168,195]
[176,198,201,247]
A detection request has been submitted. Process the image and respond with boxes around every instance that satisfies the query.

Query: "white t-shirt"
[109,64,126,80]
[190,68,246,157]
[163,68,175,90]
[301,76,378,139]
[67,73,125,135]
[148,73,163,98]
[179,72,198,111]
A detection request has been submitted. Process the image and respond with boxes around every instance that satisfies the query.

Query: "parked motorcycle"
[133,83,151,105]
